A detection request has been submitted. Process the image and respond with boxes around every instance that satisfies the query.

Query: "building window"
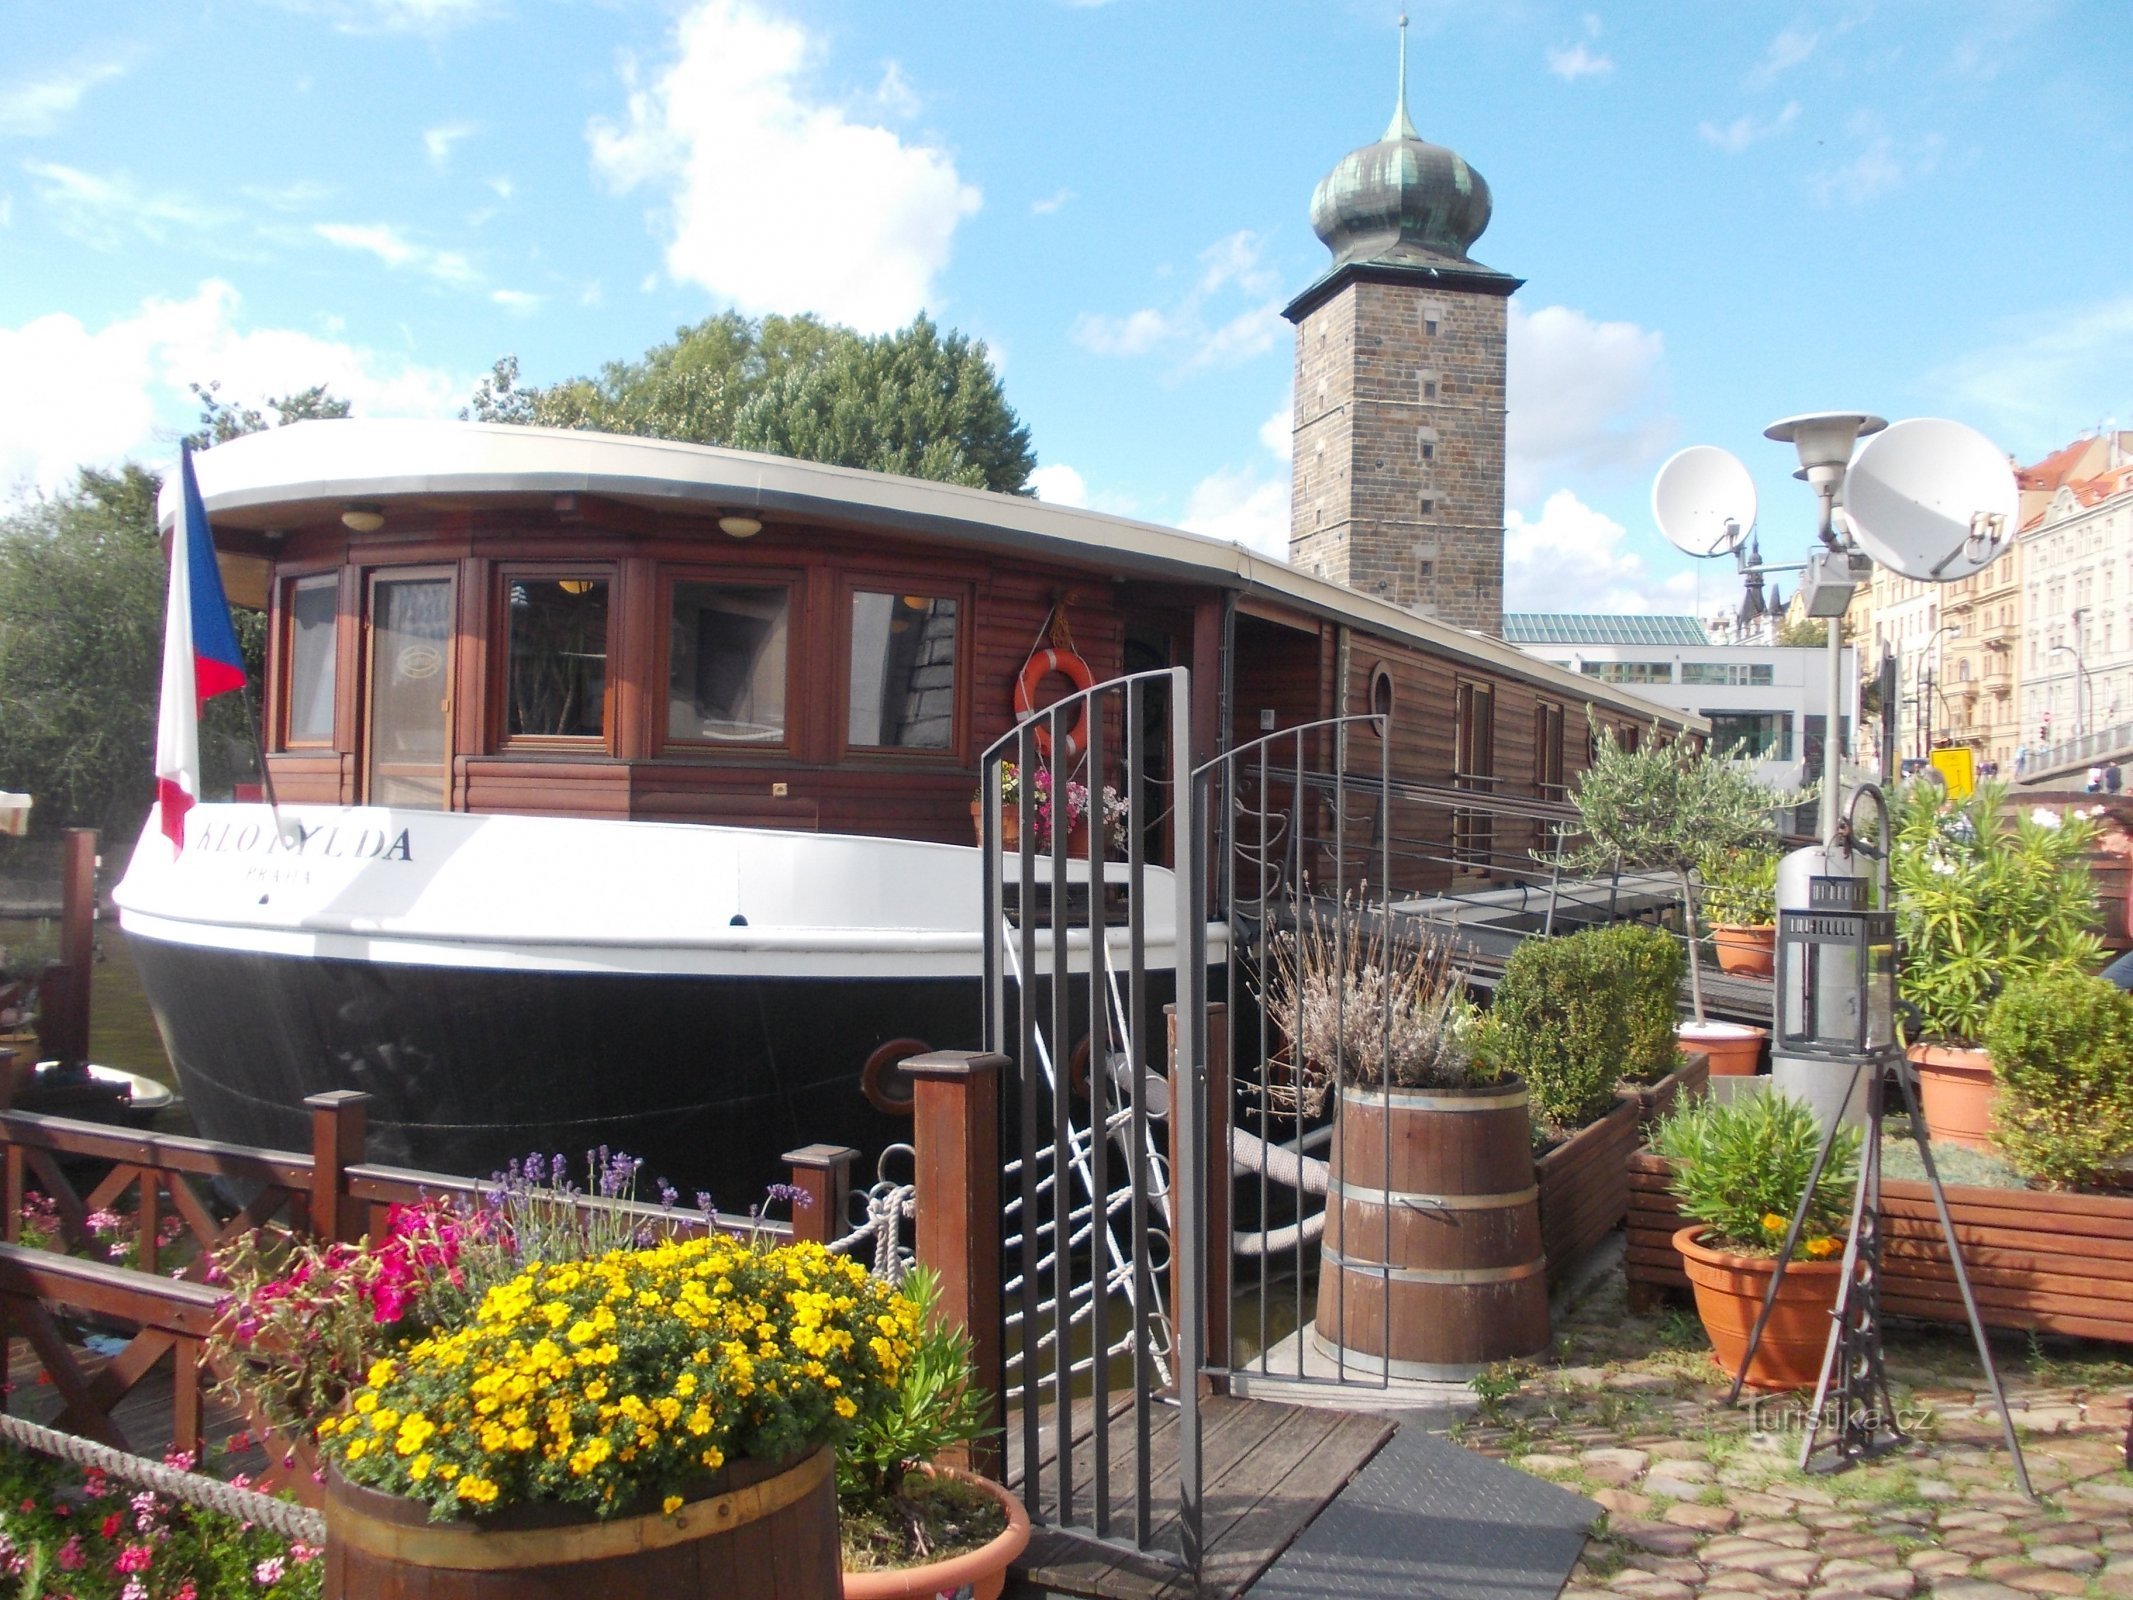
[1419,372,1438,400]
[1680,662,1775,687]
[504,575,609,740]
[849,591,959,751]
[1420,496,1436,515]
[282,573,338,747]
[1534,701,1565,797]
[1704,712,1790,760]
[1579,660,1674,685]
[666,581,791,745]
[1453,679,1496,868]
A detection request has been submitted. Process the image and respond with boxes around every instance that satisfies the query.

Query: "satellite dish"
[1844,418,2018,583]
[1652,445,1756,558]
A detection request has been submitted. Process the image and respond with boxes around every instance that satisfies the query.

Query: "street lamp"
[2049,640,2093,741]
[1916,622,1959,761]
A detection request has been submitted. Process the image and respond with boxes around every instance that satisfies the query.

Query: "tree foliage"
[184,381,353,452]
[466,311,1036,495]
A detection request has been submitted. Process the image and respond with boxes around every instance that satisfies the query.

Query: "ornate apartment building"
[2017,432,2133,762]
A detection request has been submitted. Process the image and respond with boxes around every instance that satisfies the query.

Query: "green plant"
[1468,1360,1527,1424]
[1890,781,2102,1046]
[1981,969,2133,1190]
[1265,893,1493,1096]
[1650,1091,1859,1257]
[1697,844,1778,928]
[1561,720,1802,1022]
[1481,923,1682,1130]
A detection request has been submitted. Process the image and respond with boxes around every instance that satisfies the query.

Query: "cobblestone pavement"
[1458,1275,2133,1600]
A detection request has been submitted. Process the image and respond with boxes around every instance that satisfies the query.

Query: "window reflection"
[668,583,789,744]
[849,592,957,750]
[507,577,608,738]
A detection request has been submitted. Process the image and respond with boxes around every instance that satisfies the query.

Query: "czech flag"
[153,445,247,853]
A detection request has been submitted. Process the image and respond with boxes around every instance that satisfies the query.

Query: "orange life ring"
[1013,647,1094,759]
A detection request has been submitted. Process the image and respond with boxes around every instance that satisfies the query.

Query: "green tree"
[467,311,1036,495]
[185,380,352,451]
[1775,614,1828,647]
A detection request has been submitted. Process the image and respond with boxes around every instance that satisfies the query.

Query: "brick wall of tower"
[1288,278,1507,634]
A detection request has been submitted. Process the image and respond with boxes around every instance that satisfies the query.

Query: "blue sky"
[3,0,2128,617]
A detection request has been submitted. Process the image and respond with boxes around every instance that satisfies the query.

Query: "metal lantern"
[1775,850,1897,1061]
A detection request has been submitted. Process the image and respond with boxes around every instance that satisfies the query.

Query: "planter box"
[1621,1053,1709,1127]
[1535,1096,1641,1285]
[1624,1150,2133,1345]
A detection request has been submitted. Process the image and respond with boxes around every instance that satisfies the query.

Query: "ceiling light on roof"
[341,503,385,533]
[718,514,763,539]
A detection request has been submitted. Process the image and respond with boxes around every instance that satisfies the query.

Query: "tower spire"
[1385,13,1419,141]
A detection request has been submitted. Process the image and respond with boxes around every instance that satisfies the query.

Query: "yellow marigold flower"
[1805,1236,1842,1259]
[663,1495,685,1516]
[353,1393,378,1415]
[409,1452,434,1482]
[455,1475,500,1506]
[833,1395,857,1419]
[1761,1213,1787,1233]
[700,1446,725,1470]
[366,1358,398,1387]
[369,1407,401,1436]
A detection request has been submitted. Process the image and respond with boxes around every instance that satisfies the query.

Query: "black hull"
[128,937,988,1206]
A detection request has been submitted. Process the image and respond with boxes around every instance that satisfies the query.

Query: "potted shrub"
[1559,722,1803,1074]
[1699,843,1779,978]
[1980,969,2133,1190]
[1269,898,1549,1376]
[1650,1090,1860,1390]
[971,761,1126,853]
[839,1266,1029,1600]
[1481,923,1683,1275]
[1891,781,2101,1148]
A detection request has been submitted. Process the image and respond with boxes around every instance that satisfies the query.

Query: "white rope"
[0,1411,325,1545]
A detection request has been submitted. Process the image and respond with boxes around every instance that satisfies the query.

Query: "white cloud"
[314,221,483,289]
[488,176,515,200]
[0,59,127,136]
[23,162,230,248]
[0,280,462,501]
[1698,101,1799,154]
[1505,490,1698,614]
[424,122,476,168]
[1809,119,1945,206]
[1746,25,1818,88]
[1180,467,1290,560]
[1930,294,2133,455]
[587,0,980,334]
[1258,401,1292,464]
[1031,188,1075,216]
[1505,301,1673,507]
[1073,229,1284,376]
[1546,43,1613,82]
[869,62,920,120]
[1029,464,1089,507]
[490,288,542,315]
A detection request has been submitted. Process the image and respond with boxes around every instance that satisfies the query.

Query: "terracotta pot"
[841,1468,1031,1600]
[1909,1042,1998,1151]
[1709,924,1776,978]
[1673,1226,1842,1392]
[1677,1021,1766,1077]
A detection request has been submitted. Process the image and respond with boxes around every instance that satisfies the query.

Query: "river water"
[1,917,175,1089]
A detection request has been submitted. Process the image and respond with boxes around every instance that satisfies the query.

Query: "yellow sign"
[1929,746,1975,798]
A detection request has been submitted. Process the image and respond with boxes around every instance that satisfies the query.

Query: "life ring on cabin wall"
[1013,647,1095,760]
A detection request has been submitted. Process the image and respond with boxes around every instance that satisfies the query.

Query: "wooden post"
[38,830,99,1069]
[905,1049,1003,1475]
[306,1091,369,1245]
[780,1143,858,1246]
[1168,1002,1230,1395]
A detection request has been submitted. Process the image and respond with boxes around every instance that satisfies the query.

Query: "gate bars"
[981,666,1203,1569]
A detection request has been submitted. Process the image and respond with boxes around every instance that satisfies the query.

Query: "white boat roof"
[164,418,1700,730]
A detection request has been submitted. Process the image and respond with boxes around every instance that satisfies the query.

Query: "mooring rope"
[0,1411,326,1545]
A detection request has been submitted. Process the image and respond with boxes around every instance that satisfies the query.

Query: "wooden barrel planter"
[324,1446,839,1599]
[1312,1079,1550,1379]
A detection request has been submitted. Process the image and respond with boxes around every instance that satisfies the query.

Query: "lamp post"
[2049,635,2092,742]
[1917,622,1958,761]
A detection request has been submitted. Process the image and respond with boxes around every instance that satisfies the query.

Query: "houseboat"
[111,418,1692,1195]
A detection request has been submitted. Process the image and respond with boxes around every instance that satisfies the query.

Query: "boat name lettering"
[192,821,414,862]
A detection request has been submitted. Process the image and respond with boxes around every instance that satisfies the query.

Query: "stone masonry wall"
[1288,277,1507,634]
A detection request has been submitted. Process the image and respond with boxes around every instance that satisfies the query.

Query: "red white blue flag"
[154,445,247,852]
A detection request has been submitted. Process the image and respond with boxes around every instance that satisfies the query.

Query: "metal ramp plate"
[1242,1423,1599,1600]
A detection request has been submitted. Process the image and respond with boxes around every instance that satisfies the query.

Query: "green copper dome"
[1309,28,1494,272]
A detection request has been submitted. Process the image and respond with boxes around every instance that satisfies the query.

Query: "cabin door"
[363,571,455,808]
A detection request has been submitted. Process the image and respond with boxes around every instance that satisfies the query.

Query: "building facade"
[2017,433,2133,766]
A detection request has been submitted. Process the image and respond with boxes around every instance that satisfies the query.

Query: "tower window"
[1420,441,1435,462]
[1421,497,1436,515]
[1420,372,1438,400]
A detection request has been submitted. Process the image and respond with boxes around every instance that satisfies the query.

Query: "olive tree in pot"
[1891,780,2101,1149]
[1559,722,1804,1074]
[1699,843,1780,978]
[1267,900,1549,1377]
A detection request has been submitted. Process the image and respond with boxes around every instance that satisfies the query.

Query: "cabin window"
[1534,701,1565,798]
[283,573,339,747]
[504,575,610,741]
[848,591,959,751]
[666,581,791,746]
[1453,680,1496,871]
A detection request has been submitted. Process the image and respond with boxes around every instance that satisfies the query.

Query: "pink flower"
[253,1555,285,1584]
[55,1535,84,1571]
[114,1543,153,1573]
[289,1541,320,1565]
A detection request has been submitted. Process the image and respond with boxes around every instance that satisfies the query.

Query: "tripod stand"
[1724,789,2032,1494]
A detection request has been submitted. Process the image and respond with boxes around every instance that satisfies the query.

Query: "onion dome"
[1308,21,1496,274]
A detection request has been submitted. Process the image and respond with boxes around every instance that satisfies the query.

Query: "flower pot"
[1672,1226,1842,1392]
[324,1446,839,1598]
[841,1468,1031,1600]
[1709,924,1776,978]
[969,800,1087,855]
[1676,1020,1766,1076]
[1312,1079,1550,1378]
[1908,1042,1998,1151]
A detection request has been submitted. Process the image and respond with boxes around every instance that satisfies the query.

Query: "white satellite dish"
[1652,445,1756,558]
[1844,418,2018,583]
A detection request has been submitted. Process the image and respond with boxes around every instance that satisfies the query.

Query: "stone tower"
[1286,24,1520,634]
